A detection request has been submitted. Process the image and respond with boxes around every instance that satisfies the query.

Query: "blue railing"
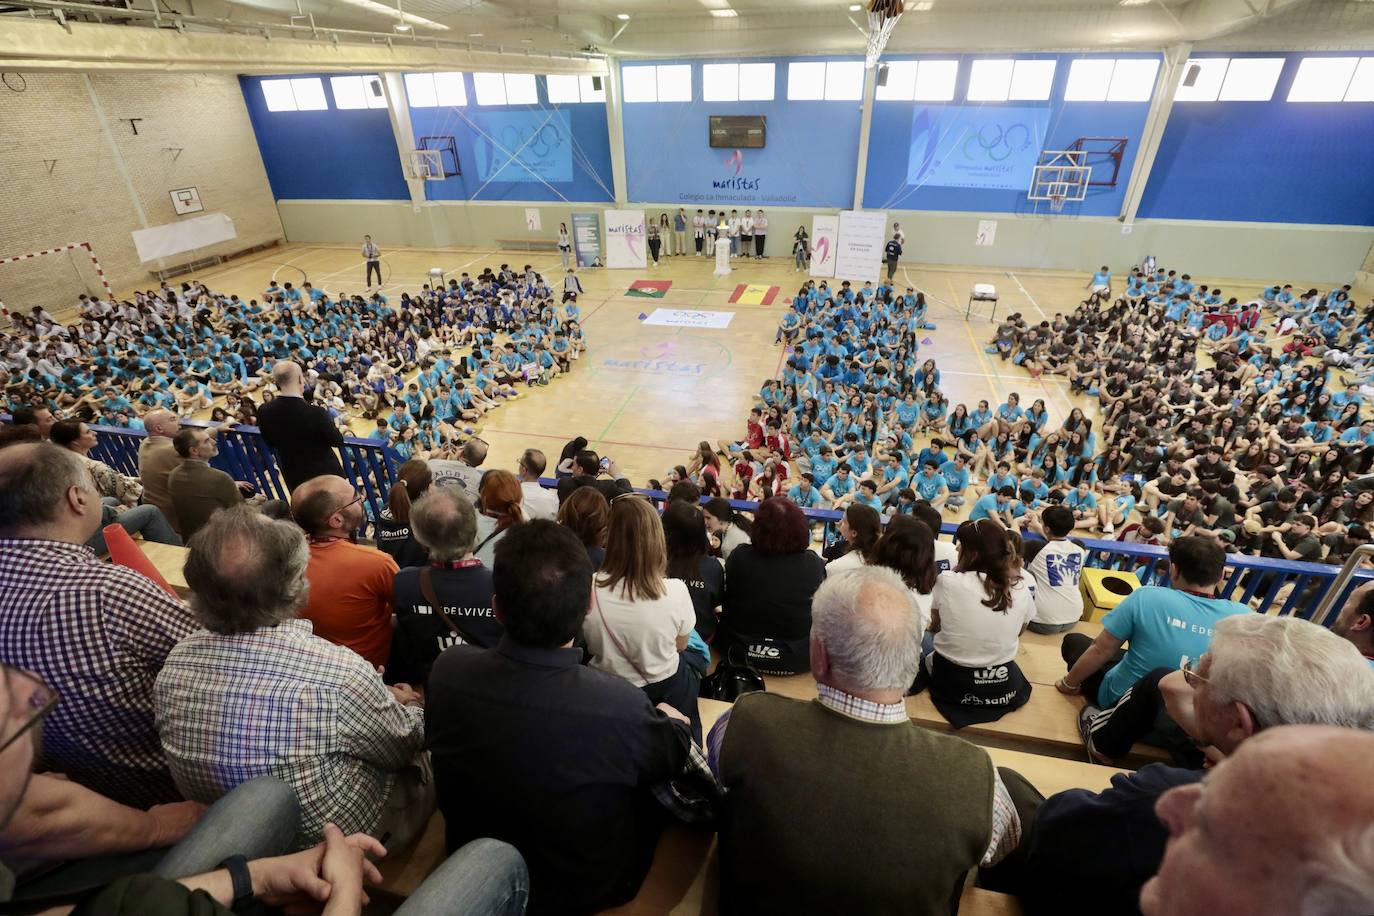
[85,423,1373,622]
[90,420,403,529]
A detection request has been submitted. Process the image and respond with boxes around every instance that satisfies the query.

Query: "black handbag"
[700,643,767,703]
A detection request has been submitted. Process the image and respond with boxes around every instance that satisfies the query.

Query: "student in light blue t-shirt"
[1057,536,1251,710]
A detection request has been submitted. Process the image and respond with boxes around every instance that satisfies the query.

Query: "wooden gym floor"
[165,242,1329,506]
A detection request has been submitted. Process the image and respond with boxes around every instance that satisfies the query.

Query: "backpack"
[699,644,767,703]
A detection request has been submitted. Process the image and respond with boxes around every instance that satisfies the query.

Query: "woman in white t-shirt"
[919,517,1036,725]
[871,515,938,635]
[583,495,700,736]
[826,504,883,574]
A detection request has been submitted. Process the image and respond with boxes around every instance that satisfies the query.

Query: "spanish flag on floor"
[729,283,780,306]
[626,280,672,298]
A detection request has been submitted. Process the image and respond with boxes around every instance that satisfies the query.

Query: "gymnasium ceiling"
[187,0,1374,54]
[0,0,1371,69]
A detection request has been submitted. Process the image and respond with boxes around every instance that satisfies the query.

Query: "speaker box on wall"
[876,64,889,87]
[1182,63,1201,88]
[592,75,603,91]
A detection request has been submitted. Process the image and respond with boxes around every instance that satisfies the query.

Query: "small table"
[967,283,999,320]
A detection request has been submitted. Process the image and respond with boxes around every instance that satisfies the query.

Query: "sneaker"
[1077,705,1120,766]
[1102,521,1115,534]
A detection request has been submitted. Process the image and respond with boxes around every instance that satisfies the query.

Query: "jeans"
[86,500,182,554]
[394,838,529,916]
[367,260,383,285]
[1028,620,1078,635]
[10,777,299,905]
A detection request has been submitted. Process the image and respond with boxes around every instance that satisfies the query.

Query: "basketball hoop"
[1049,194,1066,213]
[865,0,904,69]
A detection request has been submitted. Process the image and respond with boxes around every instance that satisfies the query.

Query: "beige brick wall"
[0,71,282,313]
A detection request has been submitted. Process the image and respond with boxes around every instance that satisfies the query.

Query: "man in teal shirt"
[1057,536,1251,710]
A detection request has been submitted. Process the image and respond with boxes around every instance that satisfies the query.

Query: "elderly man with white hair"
[993,613,1374,915]
[1142,724,1374,916]
[706,566,1020,913]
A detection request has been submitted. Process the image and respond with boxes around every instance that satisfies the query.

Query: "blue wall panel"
[239,74,410,201]
[863,54,1156,216]
[622,57,862,210]
[410,75,614,202]
[1137,54,1374,226]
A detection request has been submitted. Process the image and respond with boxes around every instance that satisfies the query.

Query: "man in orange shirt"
[291,475,399,669]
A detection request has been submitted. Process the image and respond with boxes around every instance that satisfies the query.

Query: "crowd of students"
[696,259,1374,575]
[1,262,589,459]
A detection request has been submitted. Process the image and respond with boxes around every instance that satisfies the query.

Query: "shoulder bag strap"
[420,566,477,645]
[593,587,653,684]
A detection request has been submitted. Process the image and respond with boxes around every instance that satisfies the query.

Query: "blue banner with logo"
[906,105,1049,192]
[471,109,574,184]
[571,211,602,268]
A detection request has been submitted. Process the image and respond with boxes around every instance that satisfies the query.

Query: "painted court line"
[1006,271,1047,319]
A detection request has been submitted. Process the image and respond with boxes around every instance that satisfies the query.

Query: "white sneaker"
[1103,522,1115,534]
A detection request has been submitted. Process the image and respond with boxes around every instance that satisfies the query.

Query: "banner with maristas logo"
[603,210,647,270]
[809,214,838,279]
[571,212,602,268]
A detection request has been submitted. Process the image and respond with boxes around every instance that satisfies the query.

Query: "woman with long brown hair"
[917,517,1036,726]
[583,495,700,738]
[376,458,433,568]
[474,469,524,566]
[826,504,883,573]
[558,486,610,569]
[871,515,938,633]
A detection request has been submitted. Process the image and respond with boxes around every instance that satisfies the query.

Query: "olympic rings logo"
[962,122,1033,162]
[499,123,564,159]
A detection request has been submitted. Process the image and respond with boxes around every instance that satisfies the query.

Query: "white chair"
[428,267,445,286]
[967,283,999,320]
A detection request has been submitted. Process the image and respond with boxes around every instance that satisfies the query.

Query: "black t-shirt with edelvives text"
[391,563,500,687]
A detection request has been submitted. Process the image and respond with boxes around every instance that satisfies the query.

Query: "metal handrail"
[1308,543,1374,627]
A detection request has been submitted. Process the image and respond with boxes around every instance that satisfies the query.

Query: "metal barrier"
[82,423,1374,623]
[89,421,403,530]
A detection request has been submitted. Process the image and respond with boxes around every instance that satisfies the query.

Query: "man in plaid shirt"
[155,506,430,849]
[0,442,196,808]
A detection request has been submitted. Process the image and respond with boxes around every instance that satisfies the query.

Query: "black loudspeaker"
[369,78,384,97]
[592,75,603,91]
[1182,63,1200,88]
[876,64,889,87]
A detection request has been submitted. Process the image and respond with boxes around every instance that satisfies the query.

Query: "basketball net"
[1050,194,1066,213]
[865,0,904,69]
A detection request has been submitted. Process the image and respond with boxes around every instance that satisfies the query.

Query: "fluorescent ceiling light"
[848,4,862,10]
[710,8,738,16]
[332,0,449,30]
[617,12,631,19]
[394,23,410,30]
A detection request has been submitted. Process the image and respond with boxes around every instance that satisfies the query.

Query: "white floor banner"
[809,214,838,279]
[642,308,735,329]
[835,209,887,282]
[603,209,647,269]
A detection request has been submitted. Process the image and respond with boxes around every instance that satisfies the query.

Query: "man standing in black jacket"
[426,520,690,915]
[256,361,344,492]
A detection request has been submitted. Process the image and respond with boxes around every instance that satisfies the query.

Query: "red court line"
[480,427,697,453]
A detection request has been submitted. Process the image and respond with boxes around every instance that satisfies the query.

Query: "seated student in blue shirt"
[1065,481,1099,526]
[787,473,823,510]
[1057,534,1252,719]
[969,486,1016,524]
[851,479,884,513]
[938,454,971,510]
[912,461,948,510]
[821,464,857,508]
[873,453,909,505]
[995,394,1024,432]
[984,462,1019,498]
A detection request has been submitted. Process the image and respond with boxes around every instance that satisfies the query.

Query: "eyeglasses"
[1180,656,1209,688]
[0,665,59,755]
[332,490,365,517]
